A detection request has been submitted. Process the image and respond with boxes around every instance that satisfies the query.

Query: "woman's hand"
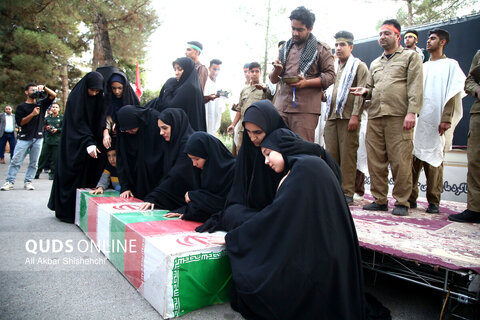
[103,131,111,149]
[120,190,133,198]
[139,202,155,210]
[210,235,226,245]
[164,212,183,218]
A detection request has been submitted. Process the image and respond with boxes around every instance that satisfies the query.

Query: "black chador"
[103,71,141,126]
[197,99,341,232]
[226,128,366,320]
[156,57,206,131]
[115,105,164,200]
[174,132,235,222]
[48,71,106,223]
[143,108,198,209]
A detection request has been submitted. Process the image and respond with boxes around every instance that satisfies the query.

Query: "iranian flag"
[75,189,231,318]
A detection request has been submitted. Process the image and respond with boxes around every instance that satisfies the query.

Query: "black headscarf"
[226,127,366,320]
[104,71,141,124]
[143,108,198,210]
[48,71,106,223]
[96,65,119,87]
[115,105,164,200]
[156,57,206,131]
[263,127,342,183]
[174,132,235,222]
[219,100,288,230]
[196,99,340,233]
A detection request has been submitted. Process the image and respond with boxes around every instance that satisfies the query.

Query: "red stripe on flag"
[124,224,145,289]
[86,197,142,243]
[127,219,201,237]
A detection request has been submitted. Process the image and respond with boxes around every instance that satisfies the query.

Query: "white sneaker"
[1,181,14,191]
[24,182,35,190]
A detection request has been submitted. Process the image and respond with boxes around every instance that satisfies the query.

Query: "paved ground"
[0,157,472,319]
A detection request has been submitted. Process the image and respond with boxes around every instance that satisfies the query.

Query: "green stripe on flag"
[78,190,119,232]
[172,252,232,317]
[110,210,169,273]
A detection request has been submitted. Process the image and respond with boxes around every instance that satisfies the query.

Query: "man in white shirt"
[204,59,226,135]
[0,105,16,164]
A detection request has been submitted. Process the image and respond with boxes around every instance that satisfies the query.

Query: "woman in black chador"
[140,108,198,211]
[196,99,341,232]
[224,128,366,320]
[48,71,106,223]
[115,105,165,200]
[163,131,235,222]
[154,57,206,131]
[101,71,141,149]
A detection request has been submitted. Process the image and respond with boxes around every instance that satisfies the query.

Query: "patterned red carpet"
[351,194,480,273]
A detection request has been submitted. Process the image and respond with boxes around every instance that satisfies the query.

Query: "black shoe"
[448,209,480,223]
[34,173,40,179]
[363,202,388,211]
[408,200,417,209]
[345,195,354,205]
[48,174,54,180]
[426,203,439,214]
[392,205,408,216]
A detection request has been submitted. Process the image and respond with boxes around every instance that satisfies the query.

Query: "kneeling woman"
[116,105,165,200]
[224,128,366,320]
[164,132,235,222]
[140,108,198,210]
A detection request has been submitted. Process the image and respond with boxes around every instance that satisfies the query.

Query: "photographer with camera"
[1,83,56,191]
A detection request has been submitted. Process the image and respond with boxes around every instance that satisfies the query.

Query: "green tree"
[237,1,286,83]
[78,0,158,75]
[396,0,477,26]
[0,0,86,107]
[0,0,159,108]
[140,88,160,106]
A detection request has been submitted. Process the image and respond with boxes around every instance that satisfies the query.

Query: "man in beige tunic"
[325,30,368,204]
[269,6,335,142]
[351,19,423,216]
[449,50,480,223]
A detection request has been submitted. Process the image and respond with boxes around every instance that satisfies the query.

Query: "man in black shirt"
[1,83,56,191]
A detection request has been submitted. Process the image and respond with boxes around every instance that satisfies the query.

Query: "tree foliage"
[140,88,160,106]
[0,0,158,108]
[0,0,86,106]
[77,0,158,74]
[396,0,478,26]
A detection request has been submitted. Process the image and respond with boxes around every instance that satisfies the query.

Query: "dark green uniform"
[36,114,63,178]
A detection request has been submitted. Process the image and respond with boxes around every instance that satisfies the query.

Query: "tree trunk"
[262,0,271,83]
[60,63,69,113]
[92,12,114,69]
[406,0,413,26]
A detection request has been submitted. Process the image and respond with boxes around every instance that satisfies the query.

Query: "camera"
[216,90,229,98]
[31,89,48,107]
[31,90,48,100]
